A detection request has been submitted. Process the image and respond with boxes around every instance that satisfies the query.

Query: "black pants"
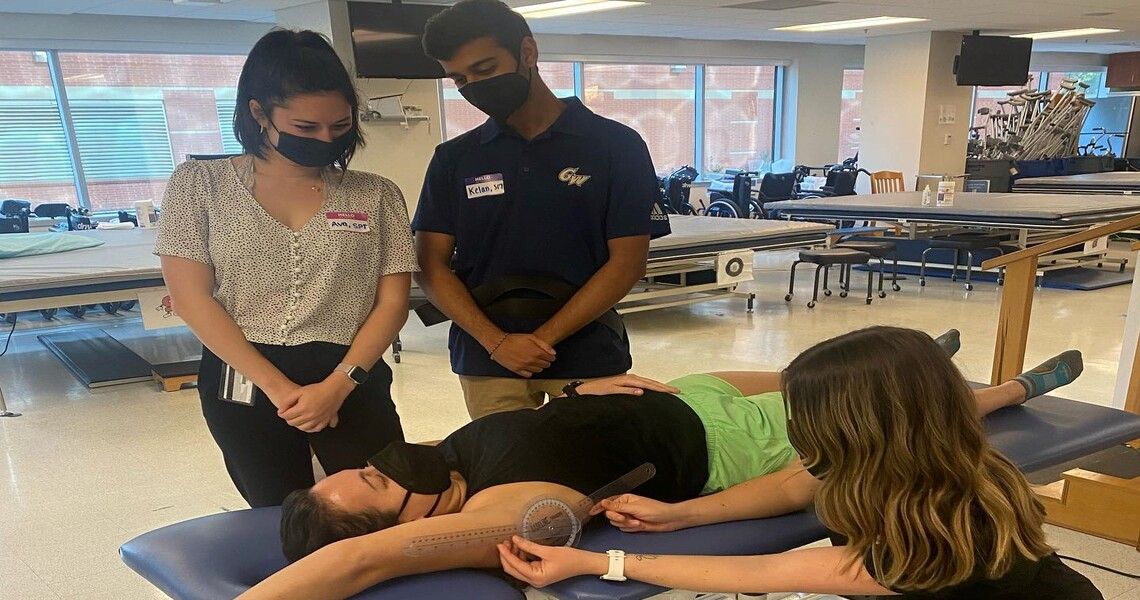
[198,342,405,508]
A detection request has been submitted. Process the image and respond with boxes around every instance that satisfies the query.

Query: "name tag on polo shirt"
[465,173,505,199]
[326,211,370,233]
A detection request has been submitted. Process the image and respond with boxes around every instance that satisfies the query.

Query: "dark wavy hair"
[280,488,398,562]
[234,29,364,170]
[422,0,533,62]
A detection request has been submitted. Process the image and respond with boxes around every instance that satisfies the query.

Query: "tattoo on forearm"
[634,554,658,561]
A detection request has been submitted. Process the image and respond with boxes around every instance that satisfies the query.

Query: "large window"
[439,60,785,177]
[971,69,1120,154]
[0,50,244,212]
[703,65,776,174]
[583,64,696,175]
[837,69,862,162]
[972,82,1031,129]
[58,52,244,211]
[0,51,80,205]
[441,62,574,140]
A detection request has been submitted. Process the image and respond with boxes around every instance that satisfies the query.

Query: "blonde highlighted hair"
[782,326,1053,592]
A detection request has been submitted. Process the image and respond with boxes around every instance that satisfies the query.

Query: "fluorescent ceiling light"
[515,0,645,19]
[773,16,927,32]
[1012,28,1120,40]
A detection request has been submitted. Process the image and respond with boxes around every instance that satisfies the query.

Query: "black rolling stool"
[833,239,900,299]
[785,248,875,308]
[919,234,1005,291]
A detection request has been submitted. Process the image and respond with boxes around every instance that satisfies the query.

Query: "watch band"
[335,363,369,385]
[600,549,627,582]
[562,380,585,397]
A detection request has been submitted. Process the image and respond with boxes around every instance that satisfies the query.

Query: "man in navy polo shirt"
[414,0,669,419]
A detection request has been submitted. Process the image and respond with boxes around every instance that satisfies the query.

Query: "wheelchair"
[658,165,702,215]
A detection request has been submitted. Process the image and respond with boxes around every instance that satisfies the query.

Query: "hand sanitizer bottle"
[922,185,933,206]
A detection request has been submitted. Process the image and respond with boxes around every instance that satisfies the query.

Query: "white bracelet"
[600,549,627,582]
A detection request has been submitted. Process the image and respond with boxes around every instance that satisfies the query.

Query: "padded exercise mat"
[150,360,199,379]
[38,328,153,388]
[1040,267,1134,290]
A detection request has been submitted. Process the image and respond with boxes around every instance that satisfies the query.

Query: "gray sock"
[1014,350,1083,399]
[933,329,961,357]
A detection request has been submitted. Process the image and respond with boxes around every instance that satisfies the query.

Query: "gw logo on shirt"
[558,167,592,187]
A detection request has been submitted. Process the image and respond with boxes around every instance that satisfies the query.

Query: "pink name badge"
[326,211,370,233]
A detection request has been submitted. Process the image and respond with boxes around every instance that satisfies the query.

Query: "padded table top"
[121,392,1140,600]
[765,192,1140,226]
[648,216,832,259]
[0,228,161,296]
[548,392,1140,600]
[0,218,831,301]
[119,506,524,600]
[1014,171,1140,192]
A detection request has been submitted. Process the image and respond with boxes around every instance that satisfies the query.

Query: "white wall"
[860,32,932,185]
[917,31,973,178]
[277,0,443,204]
[1031,52,1110,71]
[860,31,974,188]
[0,12,270,54]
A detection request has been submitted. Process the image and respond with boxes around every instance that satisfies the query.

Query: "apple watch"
[335,362,369,385]
[600,549,627,581]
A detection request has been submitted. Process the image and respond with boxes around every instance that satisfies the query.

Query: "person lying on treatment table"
[500,327,1099,599]
[237,328,1088,600]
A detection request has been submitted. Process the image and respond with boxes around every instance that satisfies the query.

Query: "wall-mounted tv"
[348,1,446,79]
[955,35,1033,86]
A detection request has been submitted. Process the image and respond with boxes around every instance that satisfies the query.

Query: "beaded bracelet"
[488,333,510,358]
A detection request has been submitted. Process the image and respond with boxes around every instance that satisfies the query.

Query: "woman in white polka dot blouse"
[155,30,417,508]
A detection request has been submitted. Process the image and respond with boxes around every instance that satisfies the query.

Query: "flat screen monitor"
[348,2,446,79]
[955,35,1033,86]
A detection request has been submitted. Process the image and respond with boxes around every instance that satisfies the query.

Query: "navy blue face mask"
[268,119,354,168]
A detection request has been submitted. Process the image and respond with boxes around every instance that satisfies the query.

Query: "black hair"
[422,0,533,63]
[234,29,364,170]
[280,488,398,562]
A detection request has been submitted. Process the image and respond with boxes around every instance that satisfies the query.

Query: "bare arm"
[236,508,512,600]
[340,272,410,372]
[161,255,295,405]
[413,232,504,352]
[616,546,892,596]
[598,463,818,532]
[502,540,894,596]
[533,235,649,346]
[674,464,818,527]
[277,273,412,430]
[413,231,554,377]
[240,480,589,600]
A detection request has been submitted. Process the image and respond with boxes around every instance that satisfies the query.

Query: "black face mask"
[804,457,830,480]
[368,442,452,520]
[268,119,354,168]
[459,63,533,122]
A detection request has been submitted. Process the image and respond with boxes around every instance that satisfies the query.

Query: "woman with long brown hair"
[499,327,1102,598]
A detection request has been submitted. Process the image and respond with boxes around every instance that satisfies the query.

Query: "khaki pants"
[458,376,603,419]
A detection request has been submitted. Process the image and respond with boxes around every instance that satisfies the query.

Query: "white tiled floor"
[1,249,1137,599]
